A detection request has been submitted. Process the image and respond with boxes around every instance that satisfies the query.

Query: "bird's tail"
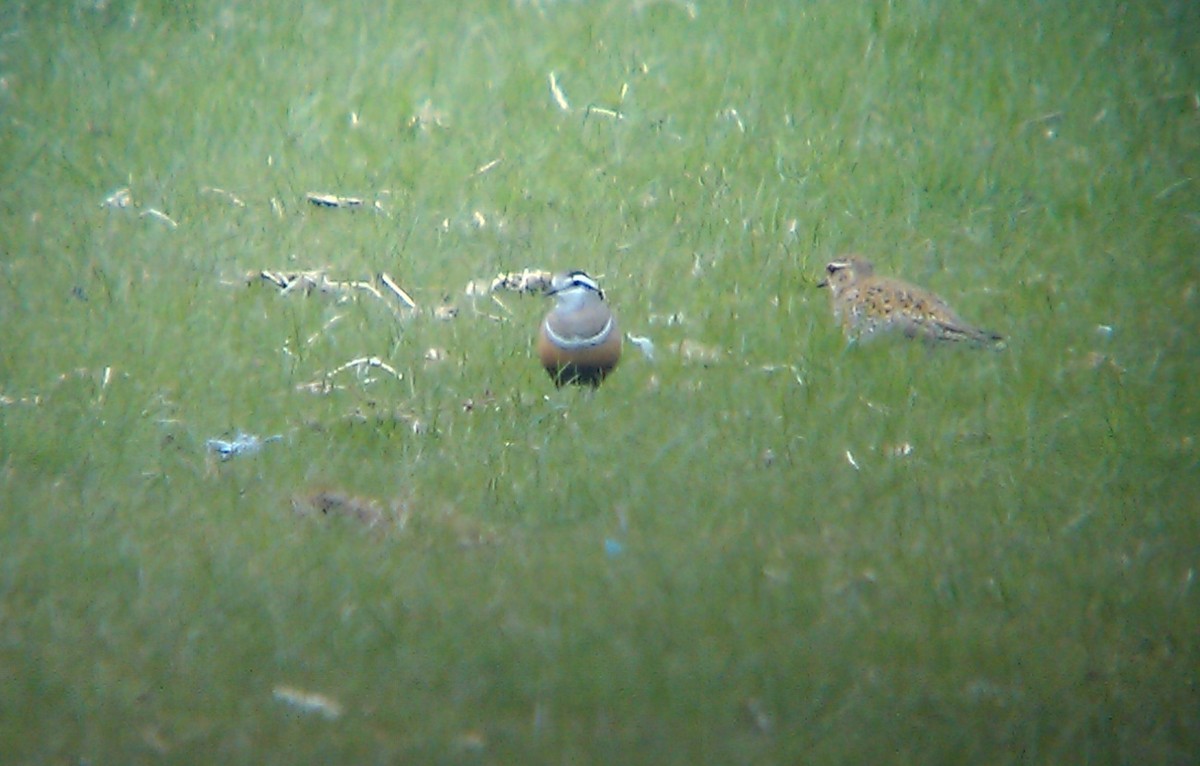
[935,321,1007,350]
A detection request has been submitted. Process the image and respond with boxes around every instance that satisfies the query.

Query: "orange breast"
[537,321,622,387]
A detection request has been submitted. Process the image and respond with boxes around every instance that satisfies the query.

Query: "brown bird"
[537,270,622,387]
[817,255,1003,346]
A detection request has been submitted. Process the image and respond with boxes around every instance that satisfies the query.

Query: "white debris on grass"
[272,686,343,720]
[139,208,178,228]
[297,356,404,394]
[548,71,570,112]
[305,191,364,209]
[625,333,655,361]
[206,432,283,460]
[101,187,132,209]
[255,269,416,316]
[201,186,246,207]
[379,272,418,309]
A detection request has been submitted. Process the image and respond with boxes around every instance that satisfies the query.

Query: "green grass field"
[2,0,1198,762]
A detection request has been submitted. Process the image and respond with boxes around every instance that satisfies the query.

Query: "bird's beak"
[816,279,828,288]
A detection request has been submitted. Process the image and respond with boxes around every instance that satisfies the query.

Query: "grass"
[1,0,1198,762]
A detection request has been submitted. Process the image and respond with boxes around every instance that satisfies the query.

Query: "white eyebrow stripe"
[544,317,614,349]
[570,274,600,292]
[552,273,601,295]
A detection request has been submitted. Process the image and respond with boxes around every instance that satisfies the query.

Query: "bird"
[537,270,622,387]
[817,255,1004,347]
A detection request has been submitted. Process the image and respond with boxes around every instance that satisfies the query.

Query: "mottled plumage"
[537,271,622,387]
[818,256,1003,347]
